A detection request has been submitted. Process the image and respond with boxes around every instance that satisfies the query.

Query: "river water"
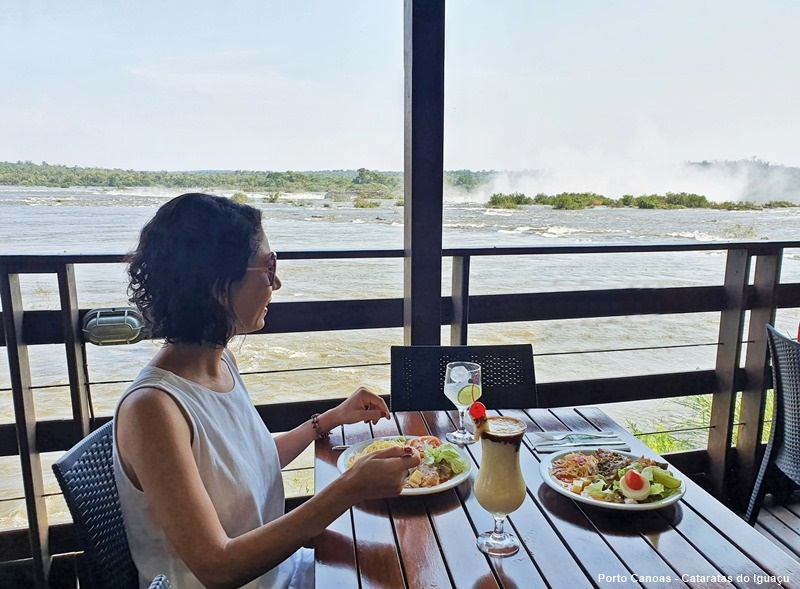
[1,185,799,528]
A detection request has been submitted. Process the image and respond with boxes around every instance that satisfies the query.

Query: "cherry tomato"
[469,401,486,420]
[624,469,644,490]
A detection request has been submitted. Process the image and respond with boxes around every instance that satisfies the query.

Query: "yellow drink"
[473,416,527,557]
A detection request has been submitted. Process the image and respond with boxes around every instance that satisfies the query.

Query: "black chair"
[52,420,139,588]
[390,343,536,411]
[745,324,800,525]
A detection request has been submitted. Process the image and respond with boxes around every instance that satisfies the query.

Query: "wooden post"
[735,249,782,507]
[57,264,91,441]
[0,265,50,586]
[403,0,445,345]
[450,255,470,345]
[707,249,750,501]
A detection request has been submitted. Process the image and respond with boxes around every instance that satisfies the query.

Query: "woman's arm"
[117,388,414,589]
[273,387,389,467]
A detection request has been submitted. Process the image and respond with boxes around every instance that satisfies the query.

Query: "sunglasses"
[245,251,278,286]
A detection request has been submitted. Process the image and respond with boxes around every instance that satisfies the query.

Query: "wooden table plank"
[667,506,785,589]
[343,420,406,589]
[523,407,576,432]
[578,507,691,589]
[314,429,359,587]
[425,411,571,589]
[508,409,646,588]
[396,411,501,589]
[633,509,737,588]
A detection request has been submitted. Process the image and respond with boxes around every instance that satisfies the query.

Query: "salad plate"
[539,448,686,511]
[337,435,472,496]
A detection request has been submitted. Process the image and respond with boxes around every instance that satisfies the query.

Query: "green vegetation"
[0,161,402,196]
[626,422,693,454]
[535,192,618,209]
[3,160,798,211]
[353,195,380,208]
[532,191,798,211]
[445,169,495,192]
[486,192,533,209]
[627,392,773,454]
[231,192,249,203]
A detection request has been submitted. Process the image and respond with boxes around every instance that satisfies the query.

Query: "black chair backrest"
[765,324,800,485]
[52,420,139,588]
[390,344,536,411]
[745,324,800,524]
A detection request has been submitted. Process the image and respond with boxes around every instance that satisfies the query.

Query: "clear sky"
[2,1,799,176]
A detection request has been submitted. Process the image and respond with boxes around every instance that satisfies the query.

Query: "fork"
[531,431,618,441]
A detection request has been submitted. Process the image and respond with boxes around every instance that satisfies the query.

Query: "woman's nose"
[272,275,282,291]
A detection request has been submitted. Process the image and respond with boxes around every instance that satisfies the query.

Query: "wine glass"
[443,361,481,445]
[473,416,527,557]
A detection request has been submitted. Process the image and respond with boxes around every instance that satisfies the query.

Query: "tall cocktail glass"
[473,416,527,557]
[443,361,482,445]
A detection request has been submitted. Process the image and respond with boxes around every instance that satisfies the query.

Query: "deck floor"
[756,496,800,563]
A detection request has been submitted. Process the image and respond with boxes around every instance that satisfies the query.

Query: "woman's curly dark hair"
[126,193,264,346]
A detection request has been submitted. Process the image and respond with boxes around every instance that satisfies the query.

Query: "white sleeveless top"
[112,350,313,588]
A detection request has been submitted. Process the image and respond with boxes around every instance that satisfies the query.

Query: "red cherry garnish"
[469,401,486,420]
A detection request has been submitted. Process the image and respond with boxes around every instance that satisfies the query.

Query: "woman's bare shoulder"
[117,386,191,439]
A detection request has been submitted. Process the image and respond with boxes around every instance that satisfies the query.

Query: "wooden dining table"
[314,407,800,588]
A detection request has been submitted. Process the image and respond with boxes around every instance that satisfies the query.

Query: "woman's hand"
[326,386,389,429]
[344,446,421,501]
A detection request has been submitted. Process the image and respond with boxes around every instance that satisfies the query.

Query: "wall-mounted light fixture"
[82,307,144,345]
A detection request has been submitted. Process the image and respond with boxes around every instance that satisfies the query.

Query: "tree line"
[486,191,798,210]
[4,161,798,210]
[0,161,493,196]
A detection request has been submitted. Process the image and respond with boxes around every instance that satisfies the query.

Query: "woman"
[112,193,419,588]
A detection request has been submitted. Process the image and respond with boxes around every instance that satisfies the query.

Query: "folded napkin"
[527,432,630,453]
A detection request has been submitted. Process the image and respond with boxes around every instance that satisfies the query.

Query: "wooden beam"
[0,267,50,586]
[449,256,470,344]
[707,249,750,501]
[403,0,445,345]
[735,250,782,507]
[57,265,90,440]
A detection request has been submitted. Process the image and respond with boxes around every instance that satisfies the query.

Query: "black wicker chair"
[390,344,537,411]
[52,420,140,588]
[745,324,800,525]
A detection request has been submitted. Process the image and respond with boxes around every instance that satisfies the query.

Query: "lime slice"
[457,384,480,405]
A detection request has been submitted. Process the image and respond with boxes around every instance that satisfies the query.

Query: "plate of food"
[337,435,472,496]
[539,448,686,511]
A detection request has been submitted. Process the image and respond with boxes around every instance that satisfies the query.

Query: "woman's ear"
[211,281,230,307]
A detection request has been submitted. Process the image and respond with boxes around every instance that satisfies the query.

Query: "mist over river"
[1,185,799,529]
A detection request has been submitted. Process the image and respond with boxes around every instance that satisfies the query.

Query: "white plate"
[337,436,472,496]
[539,448,686,511]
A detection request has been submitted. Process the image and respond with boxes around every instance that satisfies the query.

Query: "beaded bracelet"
[311,413,330,440]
